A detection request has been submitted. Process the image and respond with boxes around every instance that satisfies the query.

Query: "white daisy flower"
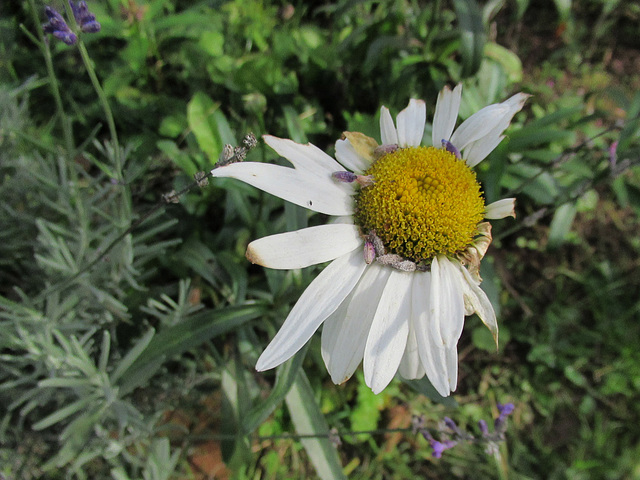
[211,84,528,396]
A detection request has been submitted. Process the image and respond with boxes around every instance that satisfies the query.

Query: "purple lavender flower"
[420,429,458,459]
[430,438,458,458]
[478,419,489,436]
[69,1,101,33]
[42,6,77,45]
[417,403,516,459]
[494,402,515,433]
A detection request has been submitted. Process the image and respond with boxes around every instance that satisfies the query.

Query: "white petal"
[485,198,516,219]
[396,99,426,147]
[431,84,462,147]
[411,271,451,397]
[329,215,354,225]
[263,135,343,176]
[321,263,391,384]
[246,224,362,270]
[363,269,413,394]
[463,134,505,167]
[449,104,510,152]
[445,344,459,392]
[335,138,370,174]
[463,93,528,166]
[456,263,499,347]
[211,162,354,216]
[430,256,465,349]
[398,315,425,380]
[502,92,530,112]
[256,248,367,371]
[380,106,398,145]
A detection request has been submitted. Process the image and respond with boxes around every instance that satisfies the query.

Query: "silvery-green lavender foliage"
[0,83,185,478]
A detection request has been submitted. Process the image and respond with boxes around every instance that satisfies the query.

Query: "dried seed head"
[194,171,209,188]
[162,190,180,203]
[242,132,258,150]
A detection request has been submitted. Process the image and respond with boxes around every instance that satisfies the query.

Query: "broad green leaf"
[187,92,222,163]
[286,372,346,480]
[111,328,156,384]
[548,202,577,248]
[453,0,486,78]
[117,304,266,394]
[508,128,574,150]
[403,377,458,407]
[283,105,308,143]
[484,42,523,84]
[242,343,309,434]
[553,0,572,21]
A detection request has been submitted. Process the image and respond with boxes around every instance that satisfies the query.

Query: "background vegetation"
[1,0,639,478]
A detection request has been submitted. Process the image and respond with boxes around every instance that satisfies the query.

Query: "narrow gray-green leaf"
[117,304,266,394]
[286,372,346,480]
[32,396,95,430]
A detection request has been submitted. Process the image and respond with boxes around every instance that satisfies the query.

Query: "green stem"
[25,0,75,162]
[75,38,132,224]
[75,41,123,183]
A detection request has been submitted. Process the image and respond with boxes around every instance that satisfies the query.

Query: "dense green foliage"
[1,0,639,478]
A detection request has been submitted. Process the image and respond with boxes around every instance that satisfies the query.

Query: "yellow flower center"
[355,146,485,263]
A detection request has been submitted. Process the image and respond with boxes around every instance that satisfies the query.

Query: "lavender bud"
[43,6,77,45]
[69,1,101,33]
[478,419,489,436]
[443,417,461,434]
[497,403,515,416]
[494,402,515,433]
[430,439,458,458]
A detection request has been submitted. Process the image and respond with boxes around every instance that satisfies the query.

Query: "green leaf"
[286,372,346,480]
[241,343,309,434]
[117,304,266,394]
[187,92,223,163]
[548,202,577,248]
[111,328,156,384]
[484,42,523,84]
[32,396,95,430]
[403,377,458,407]
[453,0,486,77]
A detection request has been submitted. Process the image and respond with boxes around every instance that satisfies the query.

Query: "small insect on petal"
[332,171,358,183]
[363,240,376,264]
[374,144,399,159]
[441,139,461,159]
[355,174,375,187]
[365,230,386,256]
